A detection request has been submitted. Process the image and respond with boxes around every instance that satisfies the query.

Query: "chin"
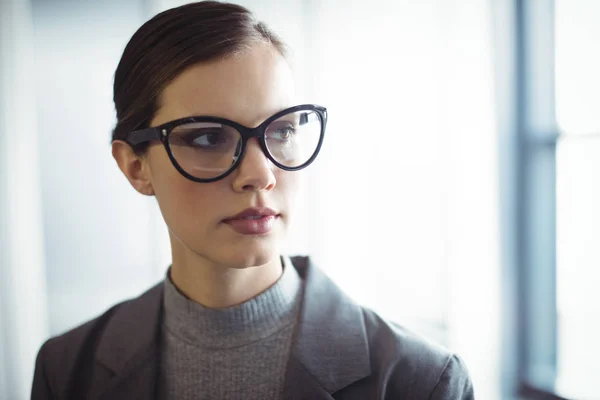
[224,252,279,269]
[214,238,281,269]
[217,224,286,269]
[174,220,287,269]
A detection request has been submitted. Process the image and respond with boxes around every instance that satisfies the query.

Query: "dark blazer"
[31,256,474,400]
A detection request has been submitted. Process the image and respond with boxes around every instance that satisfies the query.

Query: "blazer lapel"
[282,356,335,400]
[97,353,159,400]
[91,282,165,400]
[282,257,371,398]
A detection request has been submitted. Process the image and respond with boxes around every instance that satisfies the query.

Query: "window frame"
[513,0,577,399]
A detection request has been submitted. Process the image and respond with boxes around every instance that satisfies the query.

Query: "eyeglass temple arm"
[126,127,161,146]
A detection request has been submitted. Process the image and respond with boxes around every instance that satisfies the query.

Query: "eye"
[269,126,297,141]
[182,129,228,148]
[192,132,220,147]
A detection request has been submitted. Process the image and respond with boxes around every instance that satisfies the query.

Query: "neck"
[168,236,283,309]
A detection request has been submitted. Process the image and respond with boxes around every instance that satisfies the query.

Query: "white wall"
[1,0,49,398]
[32,0,171,335]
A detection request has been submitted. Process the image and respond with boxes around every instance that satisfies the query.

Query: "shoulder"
[32,301,128,398]
[289,256,473,399]
[356,307,474,399]
[361,307,451,373]
[31,282,163,399]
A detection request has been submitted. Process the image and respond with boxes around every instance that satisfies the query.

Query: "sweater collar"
[161,256,302,348]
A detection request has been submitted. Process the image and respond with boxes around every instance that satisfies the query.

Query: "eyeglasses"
[125,104,327,183]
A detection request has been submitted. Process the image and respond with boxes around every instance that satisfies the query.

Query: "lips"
[225,207,278,221]
[223,207,279,235]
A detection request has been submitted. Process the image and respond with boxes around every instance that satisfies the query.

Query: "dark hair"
[111,1,287,152]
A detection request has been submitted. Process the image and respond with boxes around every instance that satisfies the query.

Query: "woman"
[31,2,474,399]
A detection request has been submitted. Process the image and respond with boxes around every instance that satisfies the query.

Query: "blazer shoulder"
[33,299,128,398]
[32,282,163,398]
[360,308,473,399]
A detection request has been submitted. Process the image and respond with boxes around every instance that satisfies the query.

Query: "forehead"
[153,43,296,128]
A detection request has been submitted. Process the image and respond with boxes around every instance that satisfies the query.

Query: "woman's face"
[144,43,298,269]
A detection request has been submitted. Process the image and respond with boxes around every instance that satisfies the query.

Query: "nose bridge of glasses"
[238,123,268,140]
[237,124,271,159]
[237,126,278,174]
[243,135,270,161]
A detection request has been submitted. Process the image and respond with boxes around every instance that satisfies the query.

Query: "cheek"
[160,179,223,222]
[148,151,225,230]
[158,181,229,246]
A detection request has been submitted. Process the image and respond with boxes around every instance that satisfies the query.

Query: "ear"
[112,140,155,196]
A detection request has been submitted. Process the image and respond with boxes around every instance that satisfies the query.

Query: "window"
[519,0,600,398]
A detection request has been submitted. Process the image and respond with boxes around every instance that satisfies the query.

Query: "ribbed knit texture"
[157,257,302,400]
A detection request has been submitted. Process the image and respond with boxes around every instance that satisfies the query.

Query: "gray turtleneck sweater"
[157,257,302,400]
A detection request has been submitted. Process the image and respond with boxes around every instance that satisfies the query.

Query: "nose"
[231,138,276,192]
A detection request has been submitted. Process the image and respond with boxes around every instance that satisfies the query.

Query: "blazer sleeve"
[428,355,474,400]
[31,340,54,400]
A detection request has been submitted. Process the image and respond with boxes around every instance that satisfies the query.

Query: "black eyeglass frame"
[125,104,327,183]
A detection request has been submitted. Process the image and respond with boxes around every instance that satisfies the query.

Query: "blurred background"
[1,0,599,398]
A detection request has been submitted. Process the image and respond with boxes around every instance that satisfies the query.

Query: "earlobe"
[111,141,155,196]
